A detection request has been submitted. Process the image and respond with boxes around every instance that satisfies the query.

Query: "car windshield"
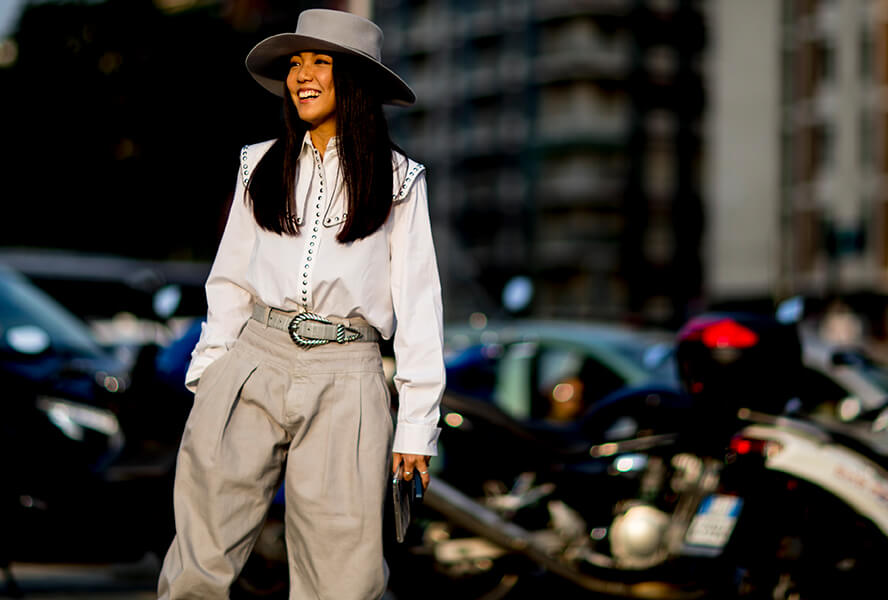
[607,338,678,383]
[0,268,105,358]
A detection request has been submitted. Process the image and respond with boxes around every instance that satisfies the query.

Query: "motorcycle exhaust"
[423,477,706,600]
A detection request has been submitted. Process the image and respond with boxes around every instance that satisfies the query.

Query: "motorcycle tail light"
[701,321,759,349]
[678,318,760,349]
[730,435,783,458]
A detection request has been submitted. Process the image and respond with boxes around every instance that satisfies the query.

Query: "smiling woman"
[156,8,444,600]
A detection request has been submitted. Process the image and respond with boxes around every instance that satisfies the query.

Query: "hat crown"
[295,9,382,61]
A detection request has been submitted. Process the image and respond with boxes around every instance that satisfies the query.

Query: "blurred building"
[374,0,706,326]
[708,0,888,329]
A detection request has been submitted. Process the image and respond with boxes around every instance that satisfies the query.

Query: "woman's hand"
[392,453,431,490]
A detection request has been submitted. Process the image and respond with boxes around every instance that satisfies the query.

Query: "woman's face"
[287,52,336,133]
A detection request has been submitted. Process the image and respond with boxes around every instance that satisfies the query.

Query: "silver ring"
[404,471,412,475]
[420,470,429,474]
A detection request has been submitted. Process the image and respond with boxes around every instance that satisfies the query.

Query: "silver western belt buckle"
[287,312,363,348]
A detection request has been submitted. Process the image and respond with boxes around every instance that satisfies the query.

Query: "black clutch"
[392,464,424,543]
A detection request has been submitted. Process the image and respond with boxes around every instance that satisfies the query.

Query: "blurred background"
[1,0,884,340]
[4,0,888,597]
[1,0,886,344]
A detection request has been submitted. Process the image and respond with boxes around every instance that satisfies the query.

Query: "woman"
[157,9,444,599]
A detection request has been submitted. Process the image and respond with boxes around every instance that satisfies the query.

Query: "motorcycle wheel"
[727,477,888,600]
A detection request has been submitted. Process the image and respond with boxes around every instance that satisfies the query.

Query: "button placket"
[301,146,325,309]
[241,146,249,188]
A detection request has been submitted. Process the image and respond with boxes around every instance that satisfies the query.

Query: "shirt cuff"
[184,353,220,394]
[392,422,441,456]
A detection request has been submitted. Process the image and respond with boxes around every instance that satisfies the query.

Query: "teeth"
[299,90,320,99]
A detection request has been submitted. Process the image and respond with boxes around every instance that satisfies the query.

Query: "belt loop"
[261,302,271,329]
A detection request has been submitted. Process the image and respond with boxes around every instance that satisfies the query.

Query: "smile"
[298,89,321,99]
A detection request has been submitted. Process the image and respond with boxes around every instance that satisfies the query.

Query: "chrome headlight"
[35,396,124,452]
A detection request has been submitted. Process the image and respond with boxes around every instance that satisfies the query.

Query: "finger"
[409,456,429,489]
[416,456,432,489]
[392,453,403,475]
[402,455,419,481]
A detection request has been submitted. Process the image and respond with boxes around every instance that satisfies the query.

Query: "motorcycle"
[385,312,888,599]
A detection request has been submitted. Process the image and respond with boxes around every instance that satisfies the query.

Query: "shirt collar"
[300,131,339,159]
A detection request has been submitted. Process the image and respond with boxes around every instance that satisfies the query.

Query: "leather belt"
[251,303,379,348]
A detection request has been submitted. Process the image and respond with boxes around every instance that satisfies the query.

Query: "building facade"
[708,0,888,334]
[778,0,888,300]
[374,0,706,327]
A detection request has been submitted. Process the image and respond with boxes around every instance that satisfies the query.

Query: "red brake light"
[730,435,783,457]
[731,438,752,454]
[701,320,758,349]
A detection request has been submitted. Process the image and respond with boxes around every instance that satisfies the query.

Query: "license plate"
[684,494,743,550]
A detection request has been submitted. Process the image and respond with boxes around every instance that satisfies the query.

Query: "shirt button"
[313,227,318,232]
[303,280,308,286]
[316,212,321,218]
[310,241,315,246]
[307,256,312,261]
[304,264,310,269]
[308,249,313,254]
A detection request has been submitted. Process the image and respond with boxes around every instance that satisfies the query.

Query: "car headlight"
[35,396,124,451]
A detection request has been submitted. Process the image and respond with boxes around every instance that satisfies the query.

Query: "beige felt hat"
[245,8,415,107]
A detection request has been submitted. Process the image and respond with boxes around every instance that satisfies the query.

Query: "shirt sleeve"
[389,171,446,456]
[184,152,257,392]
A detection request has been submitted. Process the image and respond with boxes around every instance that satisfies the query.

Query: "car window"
[0,270,105,358]
[445,343,500,399]
[493,341,536,421]
[535,347,586,422]
[491,342,631,423]
[608,339,678,383]
[577,355,628,405]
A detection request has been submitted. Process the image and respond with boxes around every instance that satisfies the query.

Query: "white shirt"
[185,133,445,456]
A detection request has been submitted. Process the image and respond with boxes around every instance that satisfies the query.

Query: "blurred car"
[0,265,177,564]
[443,315,888,427]
[443,319,678,425]
[0,264,127,412]
[796,329,888,422]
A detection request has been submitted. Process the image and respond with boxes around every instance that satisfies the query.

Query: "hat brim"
[245,33,415,107]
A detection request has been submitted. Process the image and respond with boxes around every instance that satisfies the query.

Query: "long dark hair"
[247,53,398,243]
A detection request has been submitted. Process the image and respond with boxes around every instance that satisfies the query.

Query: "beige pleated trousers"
[157,317,394,600]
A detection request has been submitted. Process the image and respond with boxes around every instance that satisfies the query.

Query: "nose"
[296,63,313,82]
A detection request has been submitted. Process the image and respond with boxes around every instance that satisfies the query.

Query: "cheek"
[286,71,299,94]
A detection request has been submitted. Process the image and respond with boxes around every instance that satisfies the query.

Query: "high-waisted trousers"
[157,317,394,599]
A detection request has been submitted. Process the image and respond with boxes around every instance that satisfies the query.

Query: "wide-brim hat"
[245,8,414,107]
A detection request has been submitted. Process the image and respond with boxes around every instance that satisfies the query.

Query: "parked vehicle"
[443,319,678,426]
[0,265,174,593]
[796,329,888,422]
[384,312,888,599]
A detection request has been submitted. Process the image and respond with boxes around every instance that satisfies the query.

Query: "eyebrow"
[290,53,333,62]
